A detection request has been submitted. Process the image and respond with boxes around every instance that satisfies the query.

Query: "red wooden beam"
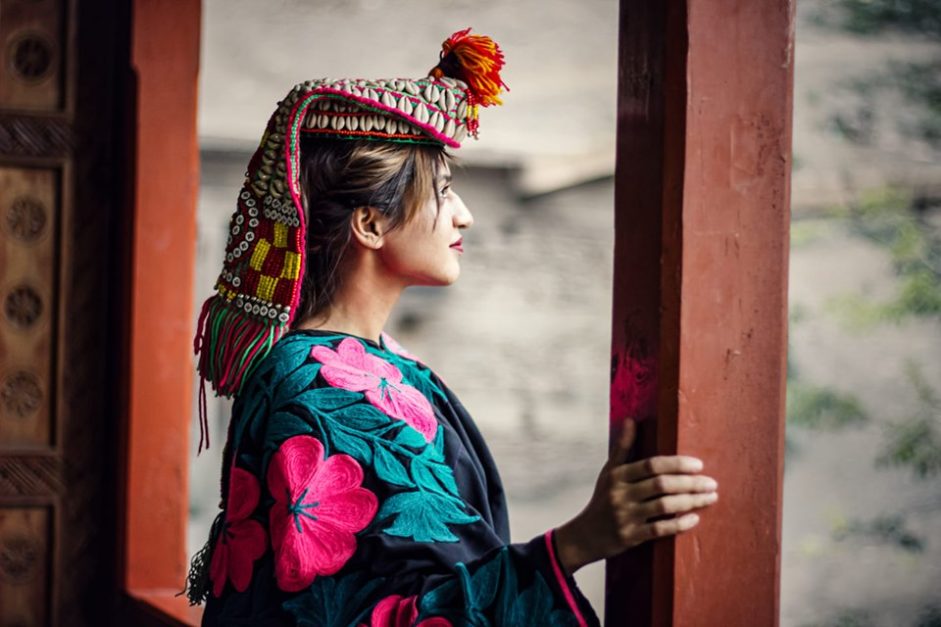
[607,0,793,624]
[118,0,201,617]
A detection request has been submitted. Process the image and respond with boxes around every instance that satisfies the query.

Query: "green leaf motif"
[338,403,391,431]
[240,389,271,449]
[294,386,362,412]
[282,572,384,627]
[265,411,314,444]
[412,458,452,498]
[429,462,460,497]
[379,491,479,542]
[373,442,411,487]
[419,549,576,626]
[271,336,322,381]
[252,336,476,545]
[272,355,322,408]
[393,424,428,448]
[330,427,373,465]
[495,553,574,627]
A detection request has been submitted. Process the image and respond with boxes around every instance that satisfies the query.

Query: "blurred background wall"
[188,1,941,624]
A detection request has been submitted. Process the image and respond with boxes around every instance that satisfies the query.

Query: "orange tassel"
[430,28,508,108]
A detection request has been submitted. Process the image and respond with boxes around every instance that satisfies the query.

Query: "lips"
[450,238,463,252]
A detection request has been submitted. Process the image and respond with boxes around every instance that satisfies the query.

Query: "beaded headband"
[193,29,507,451]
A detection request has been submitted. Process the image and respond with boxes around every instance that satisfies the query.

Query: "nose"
[452,192,474,229]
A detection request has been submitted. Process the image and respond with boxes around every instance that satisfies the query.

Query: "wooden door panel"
[0,505,51,627]
[0,0,123,625]
[0,0,65,111]
[0,166,59,448]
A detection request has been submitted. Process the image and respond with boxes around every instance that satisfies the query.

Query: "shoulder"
[242,331,446,446]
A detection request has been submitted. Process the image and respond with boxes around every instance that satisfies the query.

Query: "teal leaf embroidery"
[410,428,460,497]
[338,403,390,431]
[412,458,451,498]
[282,572,384,627]
[496,552,575,627]
[293,386,362,412]
[258,336,476,544]
[429,462,460,497]
[329,427,373,465]
[265,411,314,444]
[378,490,479,542]
[239,338,320,447]
[393,424,429,448]
[273,361,322,407]
[373,443,411,487]
[420,548,577,627]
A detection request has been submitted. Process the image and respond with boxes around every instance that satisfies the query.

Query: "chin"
[421,265,460,286]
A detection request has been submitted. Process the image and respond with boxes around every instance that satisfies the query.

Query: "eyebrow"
[438,172,452,185]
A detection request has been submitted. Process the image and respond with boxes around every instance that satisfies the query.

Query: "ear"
[349,206,389,250]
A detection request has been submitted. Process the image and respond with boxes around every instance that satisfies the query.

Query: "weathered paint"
[607,0,793,624]
[121,0,201,600]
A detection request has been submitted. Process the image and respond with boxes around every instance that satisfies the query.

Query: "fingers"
[634,491,718,520]
[635,513,701,542]
[618,454,704,483]
[626,474,718,500]
[608,419,637,465]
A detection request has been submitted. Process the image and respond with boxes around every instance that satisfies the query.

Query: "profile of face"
[361,162,474,287]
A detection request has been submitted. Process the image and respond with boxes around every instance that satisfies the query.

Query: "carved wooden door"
[0,1,122,625]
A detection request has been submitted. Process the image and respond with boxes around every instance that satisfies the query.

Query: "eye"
[438,184,451,199]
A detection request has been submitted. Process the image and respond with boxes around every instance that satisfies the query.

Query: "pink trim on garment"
[544,530,588,627]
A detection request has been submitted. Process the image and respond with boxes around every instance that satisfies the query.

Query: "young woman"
[188,30,718,626]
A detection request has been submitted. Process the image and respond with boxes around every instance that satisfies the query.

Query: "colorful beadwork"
[193,30,507,453]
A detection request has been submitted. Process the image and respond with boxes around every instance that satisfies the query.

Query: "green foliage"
[832,514,925,553]
[795,3,941,622]
[917,605,941,627]
[787,383,869,430]
[896,60,941,145]
[817,0,941,38]
[790,220,834,249]
[827,186,941,327]
[815,0,941,152]
[877,362,941,479]
[800,608,875,627]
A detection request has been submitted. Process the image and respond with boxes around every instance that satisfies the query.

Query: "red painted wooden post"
[607,0,793,624]
[118,0,202,623]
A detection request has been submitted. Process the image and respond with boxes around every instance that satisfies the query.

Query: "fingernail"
[704,478,718,490]
[684,514,700,529]
[705,491,718,502]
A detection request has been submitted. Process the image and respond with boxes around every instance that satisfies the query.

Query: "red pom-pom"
[430,28,508,108]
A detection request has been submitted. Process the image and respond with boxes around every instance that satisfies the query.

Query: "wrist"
[553,517,595,576]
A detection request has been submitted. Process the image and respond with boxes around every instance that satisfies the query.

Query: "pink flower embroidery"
[311,338,438,442]
[380,332,421,363]
[359,594,452,627]
[209,464,267,597]
[267,435,378,592]
[382,332,449,387]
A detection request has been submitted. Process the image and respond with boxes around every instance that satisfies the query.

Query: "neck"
[294,250,404,344]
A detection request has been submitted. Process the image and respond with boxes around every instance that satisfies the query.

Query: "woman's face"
[378,161,473,286]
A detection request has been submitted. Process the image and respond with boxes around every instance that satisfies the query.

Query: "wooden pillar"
[606,0,793,625]
[118,0,202,623]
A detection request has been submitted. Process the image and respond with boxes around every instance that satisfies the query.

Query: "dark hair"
[293,136,446,325]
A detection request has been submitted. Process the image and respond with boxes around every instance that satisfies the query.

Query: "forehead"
[436,160,452,179]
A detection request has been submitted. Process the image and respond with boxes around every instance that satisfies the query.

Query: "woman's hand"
[553,420,719,575]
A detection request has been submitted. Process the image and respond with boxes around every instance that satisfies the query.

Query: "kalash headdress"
[193,28,507,451]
